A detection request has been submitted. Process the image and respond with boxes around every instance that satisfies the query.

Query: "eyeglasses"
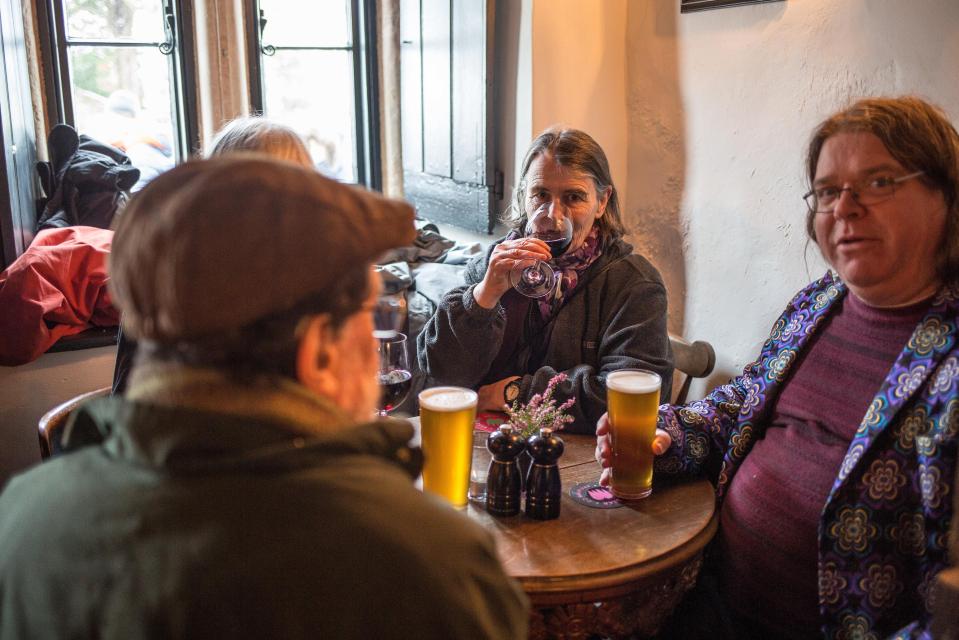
[802,170,924,213]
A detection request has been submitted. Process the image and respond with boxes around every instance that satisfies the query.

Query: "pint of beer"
[418,386,478,507]
[606,369,662,500]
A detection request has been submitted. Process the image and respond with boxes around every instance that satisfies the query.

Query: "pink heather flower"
[505,372,576,438]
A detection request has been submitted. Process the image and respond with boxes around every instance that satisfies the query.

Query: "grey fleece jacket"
[417,237,673,433]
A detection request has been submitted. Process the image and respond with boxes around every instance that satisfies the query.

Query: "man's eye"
[816,186,840,200]
[869,176,895,189]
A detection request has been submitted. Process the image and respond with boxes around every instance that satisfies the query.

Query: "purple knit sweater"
[718,292,929,638]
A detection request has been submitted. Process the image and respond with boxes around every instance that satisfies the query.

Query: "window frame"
[35,0,200,160]
[0,0,39,268]
[244,0,381,190]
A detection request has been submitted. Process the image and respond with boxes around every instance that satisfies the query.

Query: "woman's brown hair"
[506,128,626,241]
[805,96,959,285]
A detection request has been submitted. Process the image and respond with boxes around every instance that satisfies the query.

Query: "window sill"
[46,327,119,353]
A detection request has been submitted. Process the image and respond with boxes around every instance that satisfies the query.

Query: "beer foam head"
[418,386,478,412]
[606,369,661,394]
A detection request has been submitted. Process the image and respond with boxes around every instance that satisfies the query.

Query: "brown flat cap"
[109,155,416,342]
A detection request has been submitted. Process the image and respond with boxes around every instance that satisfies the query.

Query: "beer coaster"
[569,482,624,509]
[475,411,508,432]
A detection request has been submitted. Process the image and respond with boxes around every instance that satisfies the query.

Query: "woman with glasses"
[596,96,959,639]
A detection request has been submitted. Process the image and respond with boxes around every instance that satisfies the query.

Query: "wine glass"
[377,332,412,416]
[373,292,407,339]
[508,205,574,298]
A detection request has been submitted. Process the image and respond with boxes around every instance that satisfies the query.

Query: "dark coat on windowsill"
[35,123,139,232]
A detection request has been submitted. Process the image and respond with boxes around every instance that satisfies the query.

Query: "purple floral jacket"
[656,272,959,639]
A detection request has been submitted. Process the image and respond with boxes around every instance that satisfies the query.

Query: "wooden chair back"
[669,334,716,405]
[38,387,110,460]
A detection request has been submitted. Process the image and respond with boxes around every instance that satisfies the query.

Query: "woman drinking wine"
[417,128,673,430]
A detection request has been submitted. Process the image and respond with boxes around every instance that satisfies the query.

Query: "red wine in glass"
[377,332,410,416]
[508,206,574,298]
[543,233,572,259]
[378,368,412,413]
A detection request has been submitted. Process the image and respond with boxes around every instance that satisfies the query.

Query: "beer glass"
[418,387,478,507]
[606,369,662,500]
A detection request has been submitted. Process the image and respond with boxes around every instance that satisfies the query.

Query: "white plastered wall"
[495,0,629,228]
[625,0,959,393]
[514,0,959,396]
[529,0,629,211]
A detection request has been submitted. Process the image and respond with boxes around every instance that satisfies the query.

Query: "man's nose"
[545,199,568,220]
[831,187,863,220]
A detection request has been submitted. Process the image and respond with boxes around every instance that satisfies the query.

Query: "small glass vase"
[518,448,533,491]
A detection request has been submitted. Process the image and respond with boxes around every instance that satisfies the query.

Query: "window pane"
[65,0,165,42]
[259,0,351,47]
[262,50,357,182]
[69,46,176,188]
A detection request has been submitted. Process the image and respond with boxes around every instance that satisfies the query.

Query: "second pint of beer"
[606,369,662,500]
[418,387,478,507]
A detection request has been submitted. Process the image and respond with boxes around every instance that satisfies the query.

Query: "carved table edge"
[521,509,719,605]
[527,554,709,639]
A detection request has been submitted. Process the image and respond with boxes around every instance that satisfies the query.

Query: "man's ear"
[296,315,338,396]
[595,186,612,219]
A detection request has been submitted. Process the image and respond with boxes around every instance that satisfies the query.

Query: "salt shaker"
[525,428,564,520]
[486,425,525,517]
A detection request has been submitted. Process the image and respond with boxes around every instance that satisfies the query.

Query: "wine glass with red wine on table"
[377,332,412,416]
[508,204,574,298]
[373,292,412,416]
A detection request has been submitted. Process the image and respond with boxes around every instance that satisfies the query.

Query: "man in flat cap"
[0,157,528,639]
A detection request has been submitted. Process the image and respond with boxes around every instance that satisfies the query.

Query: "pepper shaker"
[486,425,525,517]
[525,428,564,520]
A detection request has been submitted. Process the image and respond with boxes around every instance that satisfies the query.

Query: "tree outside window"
[46,0,192,188]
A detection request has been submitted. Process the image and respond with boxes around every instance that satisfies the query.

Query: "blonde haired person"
[206,116,313,167]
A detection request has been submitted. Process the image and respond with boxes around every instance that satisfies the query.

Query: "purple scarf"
[504,224,604,319]
[501,224,602,320]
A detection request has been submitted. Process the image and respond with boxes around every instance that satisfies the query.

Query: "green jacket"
[0,385,528,639]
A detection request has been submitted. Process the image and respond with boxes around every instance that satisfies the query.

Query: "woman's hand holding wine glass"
[473,238,551,308]
[508,205,574,299]
[474,204,574,307]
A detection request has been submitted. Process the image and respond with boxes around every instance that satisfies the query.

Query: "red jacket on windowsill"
[0,226,118,366]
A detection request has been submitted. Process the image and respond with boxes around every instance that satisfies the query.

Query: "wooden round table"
[464,432,718,640]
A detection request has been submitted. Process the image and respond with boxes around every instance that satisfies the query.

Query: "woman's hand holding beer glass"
[594,369,672,498]
[594,415,672,487]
